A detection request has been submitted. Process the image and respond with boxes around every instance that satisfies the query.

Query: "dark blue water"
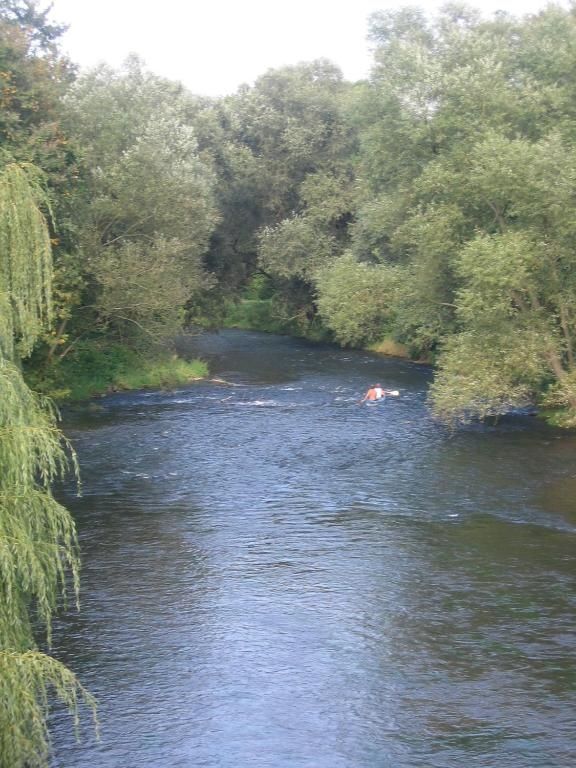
[50,331,576,767]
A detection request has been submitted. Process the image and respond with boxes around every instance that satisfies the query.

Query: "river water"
[50,330,576,767]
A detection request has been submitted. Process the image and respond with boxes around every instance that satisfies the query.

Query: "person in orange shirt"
[360,383,385,403]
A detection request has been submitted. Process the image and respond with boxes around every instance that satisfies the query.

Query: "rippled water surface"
[51,331,576,767]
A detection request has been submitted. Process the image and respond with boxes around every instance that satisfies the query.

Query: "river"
[50,330,576,767]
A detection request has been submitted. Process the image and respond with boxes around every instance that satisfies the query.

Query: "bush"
[25,343,208,401]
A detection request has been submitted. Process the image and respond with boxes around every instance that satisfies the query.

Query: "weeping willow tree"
[0,161,96,768]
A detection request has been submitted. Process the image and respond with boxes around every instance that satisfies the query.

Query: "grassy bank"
[25,343,208,401]
[222,298,331,343]
[366,338,411,359]
[219,274,331,342]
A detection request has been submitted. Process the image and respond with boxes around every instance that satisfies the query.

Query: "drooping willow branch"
[0,162,96,768]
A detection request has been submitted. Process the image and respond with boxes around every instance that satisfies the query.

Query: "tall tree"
[0,0,66,52]
[0,0,76,164]
[0,1,85,374]
[240,61,358,329]
[315,4,576,423]
[61,57,218,348]
[429,132,576,424]
[0,160,94,767]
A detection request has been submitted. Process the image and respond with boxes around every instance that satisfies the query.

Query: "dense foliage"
[6,0,576,424]
[188,3,576,427]
[0,161,95,767]
[348,5,576,425]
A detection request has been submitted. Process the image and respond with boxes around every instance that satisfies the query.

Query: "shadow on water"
[51,331,576,768]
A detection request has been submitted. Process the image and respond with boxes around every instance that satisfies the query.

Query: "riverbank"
[219,308,576,427]
[221,297,331,343]
[25,343,208,401]
[222,298,431,362]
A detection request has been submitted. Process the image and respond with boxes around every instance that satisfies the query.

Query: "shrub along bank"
[25,344,208,401]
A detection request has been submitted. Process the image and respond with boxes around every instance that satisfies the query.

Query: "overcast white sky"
[49,0,564,96]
